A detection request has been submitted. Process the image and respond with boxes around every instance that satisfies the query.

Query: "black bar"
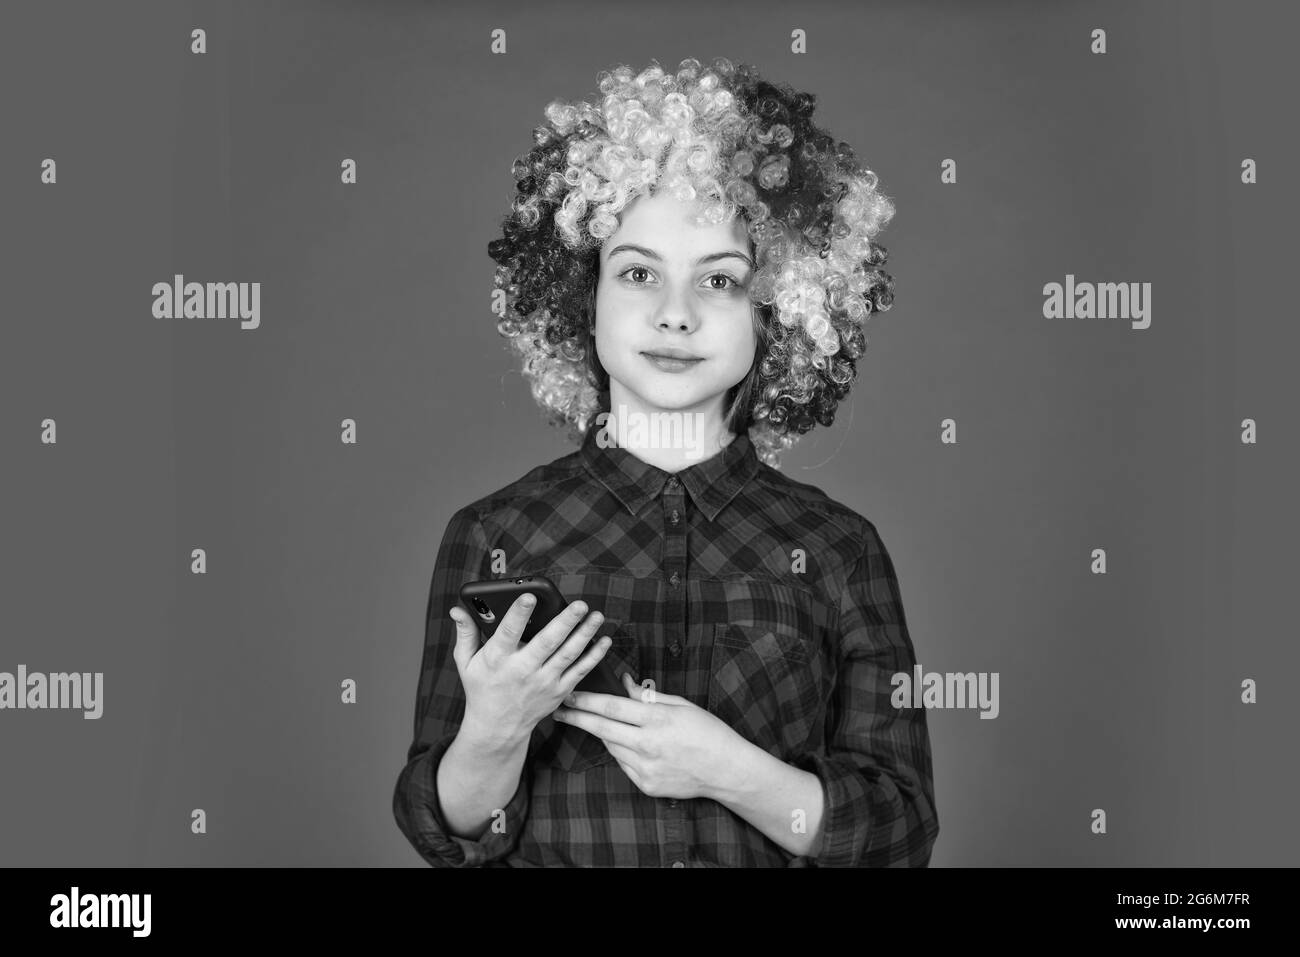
[1,866,1281,943]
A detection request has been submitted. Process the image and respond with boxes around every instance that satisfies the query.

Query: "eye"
[618,265,654,285]
[615,265,746,292]
[704,273,742,291]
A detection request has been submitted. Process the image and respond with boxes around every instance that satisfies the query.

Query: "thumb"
[448,606,479,674]
[623,671,688,705]
[623,671,661,704]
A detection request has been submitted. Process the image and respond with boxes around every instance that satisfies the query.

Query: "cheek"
[728,346,759,387]
[592,293,627,339]
[719,313,758,366]
[722,351,756,388]
[594,277,644,315]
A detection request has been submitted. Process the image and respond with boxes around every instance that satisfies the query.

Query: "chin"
[628,391,700,411]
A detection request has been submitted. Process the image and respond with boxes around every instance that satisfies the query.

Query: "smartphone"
[459,575,566,643]
[458,575,626,696]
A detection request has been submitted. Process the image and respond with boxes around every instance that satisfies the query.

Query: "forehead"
[603,190,750,258]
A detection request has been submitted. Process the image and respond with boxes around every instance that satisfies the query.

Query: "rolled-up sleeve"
[791,523,939,867]
[392,505,531,866]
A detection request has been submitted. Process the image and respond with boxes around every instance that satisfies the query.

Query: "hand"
[552,672,745,801]
[450,594,612,748]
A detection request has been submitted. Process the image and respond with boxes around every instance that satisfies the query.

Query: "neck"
[601,387,735,473]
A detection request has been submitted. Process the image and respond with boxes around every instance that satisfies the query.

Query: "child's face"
[594,189,758,424]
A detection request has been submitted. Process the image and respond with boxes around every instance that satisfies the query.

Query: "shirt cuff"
[790,751,935,867]
[394,730,530,867]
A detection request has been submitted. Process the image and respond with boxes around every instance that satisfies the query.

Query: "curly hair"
[487,56,897,469]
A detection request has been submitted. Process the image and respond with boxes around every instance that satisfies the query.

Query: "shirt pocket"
[529,622,641,774]
[707,621,827,760]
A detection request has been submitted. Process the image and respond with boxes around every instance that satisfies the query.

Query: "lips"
[642,351,702,361]
[643,352,704,372]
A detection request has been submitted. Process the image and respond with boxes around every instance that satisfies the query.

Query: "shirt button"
[669,508,680,525]
[668,571,680,588]
[669,641,682,658]
[668,798,680,808]
[671,860,685,868]
[666,476,679,491]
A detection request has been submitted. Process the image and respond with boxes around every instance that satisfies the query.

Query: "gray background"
[1,0,1295,866]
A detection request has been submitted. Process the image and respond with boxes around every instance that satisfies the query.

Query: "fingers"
[538,606,606,677]
[519,599,595,667]
[562,689,651,726]
[558,631,613,691]
[553,706,639,749]
[448,605,480,674]
[483,592,538,654]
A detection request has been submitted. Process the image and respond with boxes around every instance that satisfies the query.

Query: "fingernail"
[521,595,535,607]
[565,692,578,706]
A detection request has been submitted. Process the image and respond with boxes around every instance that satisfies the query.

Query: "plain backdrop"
[0,0,1296,866]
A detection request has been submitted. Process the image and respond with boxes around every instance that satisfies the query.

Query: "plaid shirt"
[393,425,939,867]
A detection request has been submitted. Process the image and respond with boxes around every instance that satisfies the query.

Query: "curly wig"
[487,56,897,469]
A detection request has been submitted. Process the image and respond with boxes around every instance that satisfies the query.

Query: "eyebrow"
[605,243,755,270]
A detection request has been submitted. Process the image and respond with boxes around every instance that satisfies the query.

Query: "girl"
[393,57,938,867]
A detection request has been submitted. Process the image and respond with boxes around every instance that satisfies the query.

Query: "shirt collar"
[579,420,759,522]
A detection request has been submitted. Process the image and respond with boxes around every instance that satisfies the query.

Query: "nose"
[654,283,698,333]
